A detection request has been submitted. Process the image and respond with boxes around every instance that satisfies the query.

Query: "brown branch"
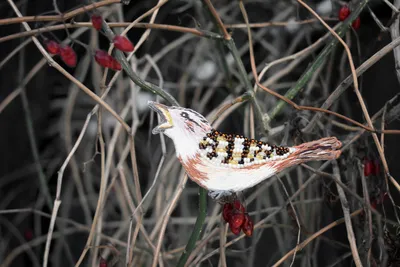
[272,209,363,266]
[296,0,400,195]
[333,162,363,267]
[0,22,219,43]
[239,0,400,134]
[225,17,338,29]
[0,0,121,25]
[202,0,231,40]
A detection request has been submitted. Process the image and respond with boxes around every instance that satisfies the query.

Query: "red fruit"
[338,6,351,21]
[242,214,254,236]
[364,158,374,177]
[222,203,233,222]
[233,200,245,213]
[91,15,103,31]
[113,35,134,52]
[352,17,361,30]
[60,45,77,67]
[229,224,241,235]
[44,40,60,55]
[24,230,33,241]
[94,50,121,71]
[99,258,107,267]
[110,58,122,71]
[230,212,245,228]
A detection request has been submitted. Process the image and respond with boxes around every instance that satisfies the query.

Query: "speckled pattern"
[198,129,294,168]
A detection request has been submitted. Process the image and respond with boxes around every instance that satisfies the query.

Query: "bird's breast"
[179,153,281,192]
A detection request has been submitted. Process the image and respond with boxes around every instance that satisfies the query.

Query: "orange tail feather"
[294,137,342,161]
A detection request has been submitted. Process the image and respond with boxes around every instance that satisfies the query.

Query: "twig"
[16,20,52,210]
[225,17,337,29]
[238,0,400,135]
[268,0,369,121]
[277,177,301,267]
[202,0,231,40]
[43,200,61,267]
[219,222,228,267]
[0,22,223,44]
[333,162,363,267]
[0,0,121,25]
[390,0,400,85]
[151,174,189,267]
[298,0,400,196]
[271,209,363,267]
[358,162,373,266]
[98,1,179,106]
[303,36,400,132]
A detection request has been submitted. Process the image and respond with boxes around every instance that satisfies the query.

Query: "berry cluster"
[42,14,135,70]
[222,200,254,236]
[338,5,361,30]
[99,257,107,267]
[44,39,77,67]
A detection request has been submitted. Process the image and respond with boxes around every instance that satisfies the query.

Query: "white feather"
[198,159,277,192]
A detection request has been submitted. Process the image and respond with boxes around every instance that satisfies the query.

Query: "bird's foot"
[208,190,236,204]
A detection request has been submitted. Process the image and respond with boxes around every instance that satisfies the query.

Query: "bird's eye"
[181,112,189,118]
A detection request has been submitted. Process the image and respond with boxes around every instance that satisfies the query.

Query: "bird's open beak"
[148,101,173,134]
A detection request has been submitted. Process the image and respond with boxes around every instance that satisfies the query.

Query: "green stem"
[268,0,369,121]
[176,187,207,267]
[100,19,179,106]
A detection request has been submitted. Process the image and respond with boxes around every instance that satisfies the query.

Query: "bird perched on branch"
[149,101,342,200]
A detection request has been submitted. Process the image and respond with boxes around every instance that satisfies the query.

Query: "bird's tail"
[294,137,342,161]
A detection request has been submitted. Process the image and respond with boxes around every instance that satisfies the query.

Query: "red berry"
[233,200,245,213]
[230,212,245,228]
[113,35,134,52]
[44,40,60,55]
[222,203,233,222]
[60,45,77,67]
[94,50,121,71]
[110,57,122,71]
[242,214,254,236]
[364,158,374,177]
[229,224,241,235]
[338,6,351,21]
[99,258,107,267]
[91,15,103,31]
[352,17,361,30]
[24,230,33,241]
[370,199,377,210]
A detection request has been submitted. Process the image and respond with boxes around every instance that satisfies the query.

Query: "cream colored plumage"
[149,101,342,199]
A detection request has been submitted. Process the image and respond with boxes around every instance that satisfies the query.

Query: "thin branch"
[0,0,121,25]
[333,162,363,267]
[272,209,363,267]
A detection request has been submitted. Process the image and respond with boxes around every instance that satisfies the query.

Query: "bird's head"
[148,101,212,159]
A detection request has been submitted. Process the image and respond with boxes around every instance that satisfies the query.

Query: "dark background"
[1,0,400,266]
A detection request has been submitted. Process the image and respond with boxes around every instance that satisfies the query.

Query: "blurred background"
[1,0,400,266]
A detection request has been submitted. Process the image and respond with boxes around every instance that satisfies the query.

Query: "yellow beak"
[148,101,173,134]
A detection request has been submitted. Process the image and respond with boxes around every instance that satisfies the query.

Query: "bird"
[148,101,342,200]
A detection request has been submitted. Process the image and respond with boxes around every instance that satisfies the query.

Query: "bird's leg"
[208,190,236,204]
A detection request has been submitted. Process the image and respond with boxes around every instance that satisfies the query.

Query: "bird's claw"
[208,190,236,204]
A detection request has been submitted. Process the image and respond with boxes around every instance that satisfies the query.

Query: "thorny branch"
[2,1,400,267]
